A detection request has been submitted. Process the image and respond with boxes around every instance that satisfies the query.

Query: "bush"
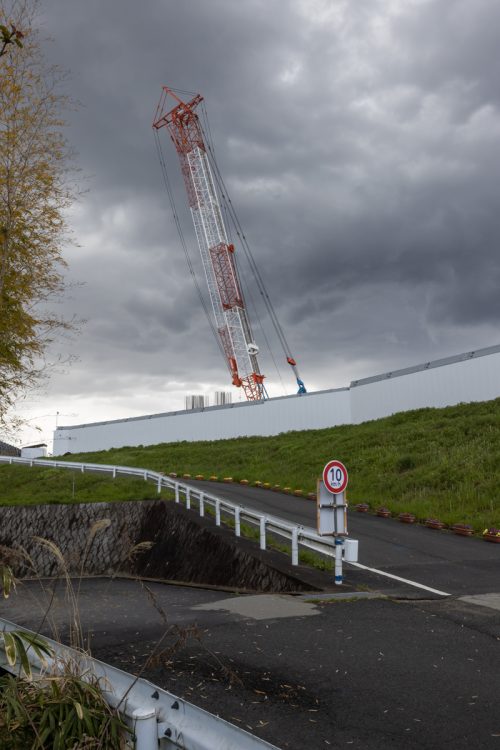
[0,669,129,749]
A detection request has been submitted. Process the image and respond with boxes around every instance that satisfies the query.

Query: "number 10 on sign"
[317,460,348,538]
[323,460,348,494]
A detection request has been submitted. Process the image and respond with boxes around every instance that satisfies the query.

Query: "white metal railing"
[0,616,279,750]
[0,456,356,570]
[0,457,356,747]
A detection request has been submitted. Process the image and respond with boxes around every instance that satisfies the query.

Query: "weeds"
[0,524,134,748]
[0,669,129,749]
[214,513,333,572]
[0,466,173,506]
[1,563,53,679]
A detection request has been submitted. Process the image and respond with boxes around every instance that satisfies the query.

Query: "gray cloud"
[14,0,500,444]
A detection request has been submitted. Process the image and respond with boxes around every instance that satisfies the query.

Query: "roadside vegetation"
[1,398,499,531]
[0,0,80,433]
[0,534,131,748]
[0,524,193,748]
[0,465,172,505]
[57,398,500,532]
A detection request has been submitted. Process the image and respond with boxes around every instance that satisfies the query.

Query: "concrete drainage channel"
[0,456,360,567]
[0,456,358,590]
[0,456,361,748]
[0,497,337,593]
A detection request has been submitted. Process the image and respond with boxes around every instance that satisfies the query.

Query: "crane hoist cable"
[153,87,306,398]
[153,128,228,371]
[198,104,286,395]
[202,130,306,393]
[153,86,267,401]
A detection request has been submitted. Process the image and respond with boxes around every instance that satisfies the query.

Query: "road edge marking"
[347,561,450,597]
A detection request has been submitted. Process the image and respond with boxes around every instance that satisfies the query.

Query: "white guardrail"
[0,456,358,569]
[0,455,358,748]
[0,616,279,750]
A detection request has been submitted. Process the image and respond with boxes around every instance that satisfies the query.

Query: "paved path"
[2,485,498,748]
[2,578,500,750]
[194,481,500,598]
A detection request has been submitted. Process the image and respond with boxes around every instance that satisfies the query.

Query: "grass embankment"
[1,398,499,531]
[0,465,172,506]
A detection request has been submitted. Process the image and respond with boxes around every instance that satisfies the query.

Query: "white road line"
[347,561,450,597]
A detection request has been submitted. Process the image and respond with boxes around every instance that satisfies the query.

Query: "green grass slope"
[1,398,499,531]
[0,465,171,506]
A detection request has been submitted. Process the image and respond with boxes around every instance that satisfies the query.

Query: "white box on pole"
[343,538,358,562]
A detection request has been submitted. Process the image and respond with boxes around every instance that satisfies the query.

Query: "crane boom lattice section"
[153,87,265,401]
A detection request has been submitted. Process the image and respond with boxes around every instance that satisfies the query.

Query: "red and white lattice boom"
[153,87,265,400]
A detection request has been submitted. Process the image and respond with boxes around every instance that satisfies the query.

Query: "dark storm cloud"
[20,0,500,440]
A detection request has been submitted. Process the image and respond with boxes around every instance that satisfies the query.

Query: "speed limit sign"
[323,460,348,494]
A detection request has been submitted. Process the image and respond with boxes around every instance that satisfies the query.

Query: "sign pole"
[317,460,349,586]
[335,538,343,585]
[333,487,346,585]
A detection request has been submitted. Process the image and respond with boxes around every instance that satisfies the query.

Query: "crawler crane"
[153,87,306,401]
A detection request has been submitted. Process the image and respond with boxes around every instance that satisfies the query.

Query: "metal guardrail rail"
[0,455,360,746]
[0,455,349,566]
[0,616,279,749]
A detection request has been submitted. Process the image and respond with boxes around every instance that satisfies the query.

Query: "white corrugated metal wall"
[350,347,500,423]
[54,388,352,454]
[53,346,500,454]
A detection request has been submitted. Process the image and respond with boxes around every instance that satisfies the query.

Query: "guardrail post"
[132,706,157,749]
[157,476,162,494]
[291,527,299,566]
[144,470,148,481]
[260,517,266,550]
[0,457,357,587]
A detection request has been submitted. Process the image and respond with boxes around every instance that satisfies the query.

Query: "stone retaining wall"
[0,500,319,593]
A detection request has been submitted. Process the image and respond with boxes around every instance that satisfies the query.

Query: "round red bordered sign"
[322,460,348,494]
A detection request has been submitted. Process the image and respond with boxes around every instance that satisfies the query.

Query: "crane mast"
[153,87,266,401]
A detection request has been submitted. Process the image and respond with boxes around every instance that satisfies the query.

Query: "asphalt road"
[2,577,500,750]
[2,484,499,749]
[194,481,500,597]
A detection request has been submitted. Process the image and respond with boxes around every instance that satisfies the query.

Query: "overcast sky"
[12,0,500,448]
